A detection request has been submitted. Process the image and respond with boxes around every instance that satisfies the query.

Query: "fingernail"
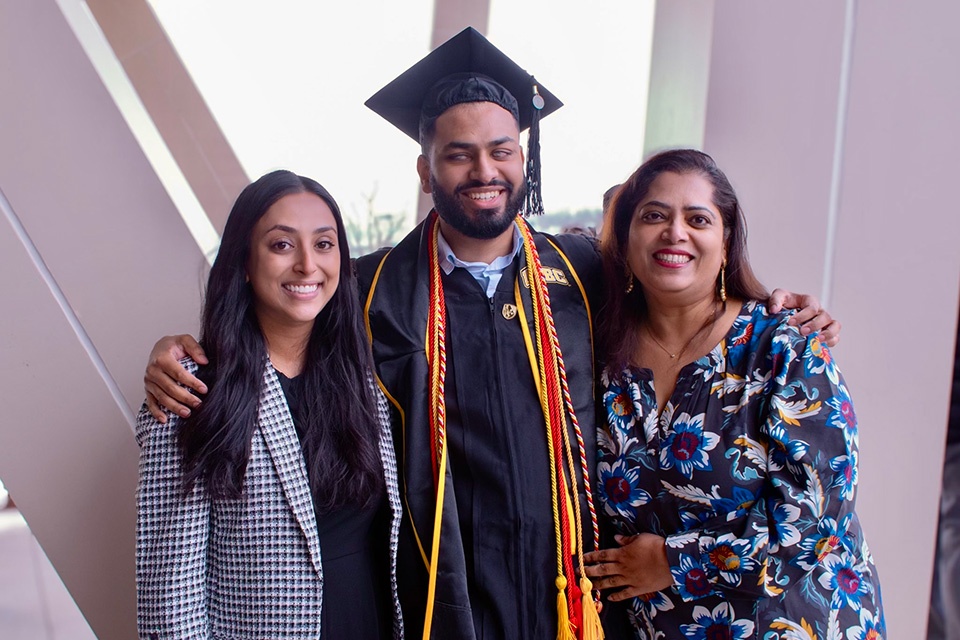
[179,408,191,418]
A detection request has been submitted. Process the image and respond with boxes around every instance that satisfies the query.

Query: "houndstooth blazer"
[136,359,404,639]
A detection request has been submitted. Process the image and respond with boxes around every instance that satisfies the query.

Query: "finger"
[146,381,195,419]
[583,548,619,564]
[798,309,833,337]
[145,393,168,424]
[607,586,651,602]
[156,355,207,395]
[181,335,209,365]
[591,575,628,592]
[146,362,206,403]
[788,301,821,330]
[615,534,639,546]
[767,288,788,313]
[584,562,619,578]
[819,319,841,347]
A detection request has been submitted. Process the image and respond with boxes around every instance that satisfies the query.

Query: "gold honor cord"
[516,219,603,640]
[423,214,448,640]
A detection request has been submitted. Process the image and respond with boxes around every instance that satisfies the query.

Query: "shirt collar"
[436,222,523,275]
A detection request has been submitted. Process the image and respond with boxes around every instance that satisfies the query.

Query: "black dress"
[276,370,391,639]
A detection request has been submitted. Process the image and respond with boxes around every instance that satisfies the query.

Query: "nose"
[293,245,317,274]
[471,153,498,184]
[661,218,688,243]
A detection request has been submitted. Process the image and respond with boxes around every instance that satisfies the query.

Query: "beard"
[430,175,527,240]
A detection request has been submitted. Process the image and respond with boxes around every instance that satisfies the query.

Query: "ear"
[416,155,432,194]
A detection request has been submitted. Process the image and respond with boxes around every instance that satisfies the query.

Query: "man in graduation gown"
[359,28,606,640]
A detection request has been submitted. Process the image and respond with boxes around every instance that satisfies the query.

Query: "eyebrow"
[641,200,716,215]
[265,224,337,234]
[444,136,517,151]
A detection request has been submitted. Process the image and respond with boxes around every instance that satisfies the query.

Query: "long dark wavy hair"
[599,149,768,369]
[179,169,383,512]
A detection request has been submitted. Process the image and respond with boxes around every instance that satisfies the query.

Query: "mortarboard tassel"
[525,81,545,216]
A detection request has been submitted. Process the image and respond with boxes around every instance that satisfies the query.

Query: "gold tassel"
[555,576,576,640]
[579,578,604,640]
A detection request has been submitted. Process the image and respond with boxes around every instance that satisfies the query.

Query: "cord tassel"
[556,577,577,640]
[579,578,604,640]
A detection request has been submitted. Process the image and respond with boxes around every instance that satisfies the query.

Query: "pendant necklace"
[645,301,724,362]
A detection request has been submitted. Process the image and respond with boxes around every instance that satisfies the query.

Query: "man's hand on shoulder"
[768,288,841,347]
[144,335,208,423]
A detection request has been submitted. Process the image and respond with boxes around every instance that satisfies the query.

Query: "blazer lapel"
[257,362,324,577]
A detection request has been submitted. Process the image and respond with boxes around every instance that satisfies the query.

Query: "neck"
[643,294,721,341]
[437,217,515,264]
[259,320,312,377]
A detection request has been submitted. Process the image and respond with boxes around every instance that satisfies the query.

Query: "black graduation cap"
[365,27,563,215]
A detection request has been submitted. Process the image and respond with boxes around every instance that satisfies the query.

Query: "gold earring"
[719,259,727,302]
[625,272,634,294]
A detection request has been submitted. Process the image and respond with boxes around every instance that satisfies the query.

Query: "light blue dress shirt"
[436,224,523,299]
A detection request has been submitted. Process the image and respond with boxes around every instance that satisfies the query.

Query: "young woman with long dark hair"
[136,170,403,639]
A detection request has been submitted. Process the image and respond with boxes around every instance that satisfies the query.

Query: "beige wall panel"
[86,0,249,233]
[0,216,140,639]
[831,1,960,635]
[702,2,959,636]
[1,0,207,412]
[704,2,846,297]
[1,0,209,636]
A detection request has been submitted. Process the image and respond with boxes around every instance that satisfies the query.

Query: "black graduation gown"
[356,216,602,640]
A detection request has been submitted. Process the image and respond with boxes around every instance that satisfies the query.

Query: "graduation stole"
[422,211,603,640]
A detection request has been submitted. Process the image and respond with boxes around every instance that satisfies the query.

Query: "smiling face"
[246,191,341,338]
[417,101,526,240]
[627,171,727,306]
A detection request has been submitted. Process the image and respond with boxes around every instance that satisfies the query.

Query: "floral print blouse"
[598,301,884,639]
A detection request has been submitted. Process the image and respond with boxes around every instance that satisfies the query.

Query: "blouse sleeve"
[136,405,211,639]
[663,319,861,603]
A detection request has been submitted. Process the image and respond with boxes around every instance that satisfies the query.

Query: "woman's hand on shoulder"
[583,533,674,601]
[144,335,208,423]
[768,288,841,347]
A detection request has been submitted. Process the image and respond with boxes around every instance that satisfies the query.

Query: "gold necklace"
[644,302,724,361]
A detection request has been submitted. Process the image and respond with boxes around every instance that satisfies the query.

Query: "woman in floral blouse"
[585,149,884,639]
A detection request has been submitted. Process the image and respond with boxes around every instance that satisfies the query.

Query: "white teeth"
[655,253,692,264]
[284,284,318,294]
[468,191,500,201]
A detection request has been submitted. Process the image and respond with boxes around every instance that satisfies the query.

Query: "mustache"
[455,179,513,194]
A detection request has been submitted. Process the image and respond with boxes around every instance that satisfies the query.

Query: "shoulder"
[742,301,840,382]
[743,301,797,336]
[542,231,601,271]
[135,357,200,446]
[354,247,393,297]
[355,223,426,295]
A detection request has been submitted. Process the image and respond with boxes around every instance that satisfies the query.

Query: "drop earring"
[719,259,727,302]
